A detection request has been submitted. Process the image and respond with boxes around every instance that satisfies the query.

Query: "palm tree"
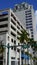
[19,29,29,65]
[28,38,37,65]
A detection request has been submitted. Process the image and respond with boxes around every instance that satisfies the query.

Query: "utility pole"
[0,41,30,65]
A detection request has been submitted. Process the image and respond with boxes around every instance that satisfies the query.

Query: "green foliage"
[0,44,5,53]
[32,56,37,60]
[28,38,37,50]
[25,51,32,58]
[19,29,29,43]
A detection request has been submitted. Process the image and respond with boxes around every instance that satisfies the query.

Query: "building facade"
[0,8,29,65]
[13,2,36,65]
[13,2,35,40]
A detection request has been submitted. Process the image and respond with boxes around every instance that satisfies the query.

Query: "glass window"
[0,18,8,22]
[11,25,16,31]
[11,31,16,37]
[0,24,8,28]
[11,19,16,25]
[11,13,16,21]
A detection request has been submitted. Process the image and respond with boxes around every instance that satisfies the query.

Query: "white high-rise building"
[0,8,26,65]
[13,2,35,40]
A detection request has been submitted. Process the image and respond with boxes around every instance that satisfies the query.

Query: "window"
[11,39,13,42]
[17,26,20,29]
[0,30,8,33]
[0,24,8,28]
[11,13,16,21]
[11,57,15,59]
[25,13,31,15]
[26,18,32,20]
[14,45,16,50]
[11,46,13,50]
[17,21,20,26]
[18,43,20,45]
[26,21,32,23]
[30,29,33,31]
[0,18,8,22]
[26,23,32,26]
[31,32,33,34]
[11,25,16,31]
[11,61,15,65]
[25,10,31,13]
[11,19,16,25]
[11,31,16,37]
[14,40,16,44]
[21,25,23,29]
[17,36,19,39]
[8,36,9,41]
[26,15,32,18]
[17,31,21,35]
[31,35,34,37]
[17,49,19,52]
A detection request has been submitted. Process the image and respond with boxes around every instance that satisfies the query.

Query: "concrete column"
[20,49,21,65]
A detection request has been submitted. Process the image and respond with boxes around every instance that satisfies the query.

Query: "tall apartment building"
[13,2,35,39]
[0,9,30,65]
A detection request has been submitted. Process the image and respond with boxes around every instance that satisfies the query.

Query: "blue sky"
[0,0,37,10]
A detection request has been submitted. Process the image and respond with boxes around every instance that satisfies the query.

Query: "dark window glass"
[26,18,32,20]
[11,57,15,59]
[17,26,20,29]
[11,19,16,25]
[14,40,16,44]
[0,18,8,22]
[31,32,33,34]
[11,39,13,42]
[14,47,16,51]
[25,13,31,15]
[26,23,32,26]
[17,49,19,52]
[30,29,33,31]
[31,35,34,37]
[11,31,16,37]
[26,21,32,23]
[8,36,9,41]
[11,13,16,21]
[11,46,13,50]
[25,10,31,13]
[17,31,21,35]
[0,30,8,33]
[17,36,19,39]
[0,61,3,65]
[0,24,8,28]
[17,21,20,26]
[11,25,16,31]
[18,43,20,45]
[11,61,15,65]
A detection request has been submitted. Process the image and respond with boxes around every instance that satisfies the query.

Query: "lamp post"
[0,41,30,65]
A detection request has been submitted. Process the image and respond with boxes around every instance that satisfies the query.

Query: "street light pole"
[7,43,10,65]
[0,41,30,65]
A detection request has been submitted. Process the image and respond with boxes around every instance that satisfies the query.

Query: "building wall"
[0,8,26,65]
[13,2,35,39]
